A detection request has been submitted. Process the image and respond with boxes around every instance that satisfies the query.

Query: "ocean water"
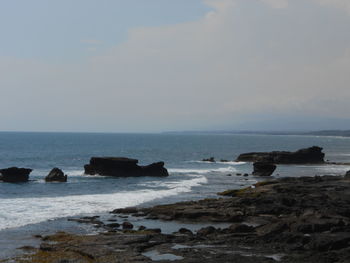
[0,132,350,255]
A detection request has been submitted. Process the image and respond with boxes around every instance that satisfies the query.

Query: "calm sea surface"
[0,132,350,258]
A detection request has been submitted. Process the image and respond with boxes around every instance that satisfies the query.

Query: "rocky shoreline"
[6,174,350,263]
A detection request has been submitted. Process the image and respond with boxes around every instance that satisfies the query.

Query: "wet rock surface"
[10,175,350,262]
[0,167,32,183]
[84,157,169,177]
[236,146,325,164]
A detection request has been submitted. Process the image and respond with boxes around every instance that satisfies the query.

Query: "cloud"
[81,39,103,45]
[0,0,350,132]
[260,0,289,9]
[312,0,350,15]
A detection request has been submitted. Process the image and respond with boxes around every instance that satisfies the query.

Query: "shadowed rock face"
[84,157,169,177]
[45,168,67,182]
[252,162,276,176]
[0,167,32,182]
[236,146,325,164]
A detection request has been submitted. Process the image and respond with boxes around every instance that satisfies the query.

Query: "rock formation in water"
[252,162,276,176]
[236,146,325,164]
[84,157,169,177]
[0,167,32,182]
[45,168,67,182]
[202,157,215,162]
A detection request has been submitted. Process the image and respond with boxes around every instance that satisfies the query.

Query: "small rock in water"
[122,221,134,230]
[236,173,242,176]
[138,225,146,231]
[202,157,215,162]
[45,168,67,182]
[243,173,249,177]
[226,174,232,176]
[345,170,350,177]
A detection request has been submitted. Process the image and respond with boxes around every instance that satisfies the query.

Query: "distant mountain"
[163,130,350,137]
[303,130,350,137]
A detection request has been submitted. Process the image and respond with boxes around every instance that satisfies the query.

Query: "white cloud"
[81,39,102,45]
[260,0,289,9]
[0,0,350,131]
[312,0,350,14]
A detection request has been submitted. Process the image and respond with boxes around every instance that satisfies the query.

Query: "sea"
[0,132,350,259]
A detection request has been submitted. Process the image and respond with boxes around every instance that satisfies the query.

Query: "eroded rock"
[236,146,325,164]
[84,157,169,177]
[45,168,67,182]
[0,167,32,182]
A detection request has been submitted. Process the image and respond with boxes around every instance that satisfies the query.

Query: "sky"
[1,0,350,132]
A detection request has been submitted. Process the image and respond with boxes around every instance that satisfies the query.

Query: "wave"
[168,166,237,174]
[0,175,207,231]
[187,160,246,165]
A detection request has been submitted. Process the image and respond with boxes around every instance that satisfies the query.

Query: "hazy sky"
[1,0,350,132]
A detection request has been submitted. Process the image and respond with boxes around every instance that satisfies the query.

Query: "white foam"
[187,161,246,165]
[168,166,237,174]
[0,175,207,231]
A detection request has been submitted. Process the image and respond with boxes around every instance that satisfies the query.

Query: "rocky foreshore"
[8,174,350,263]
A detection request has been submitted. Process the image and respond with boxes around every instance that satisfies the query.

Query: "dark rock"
[243,173,249,177]
[202,157,215,162]
[112,207,138,214]
[197,226,216,236]
[122,221,134,230]
[236,146,325,164]
[220,159,229,162]
[345,171,350,177]
[252,162,276,177]
[141,162,168,177]
[45,168,67,182]
[18,246,36,251]
[147,228,161,233]
[84,157,168,177]
[307,233,350,251]
[0,167,32,182]
[138,226,146,231]
[178,228,193,235]
[106,223,120,228]
[228,224,255,233]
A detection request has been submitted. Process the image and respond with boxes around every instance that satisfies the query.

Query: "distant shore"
[163,130,350,137]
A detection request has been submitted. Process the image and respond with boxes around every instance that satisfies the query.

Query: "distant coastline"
[163,130,350,137]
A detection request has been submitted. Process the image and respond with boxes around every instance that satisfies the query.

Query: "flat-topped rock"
[84,157,169,177]
[236,146,325,164]
[0,167,32,183]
